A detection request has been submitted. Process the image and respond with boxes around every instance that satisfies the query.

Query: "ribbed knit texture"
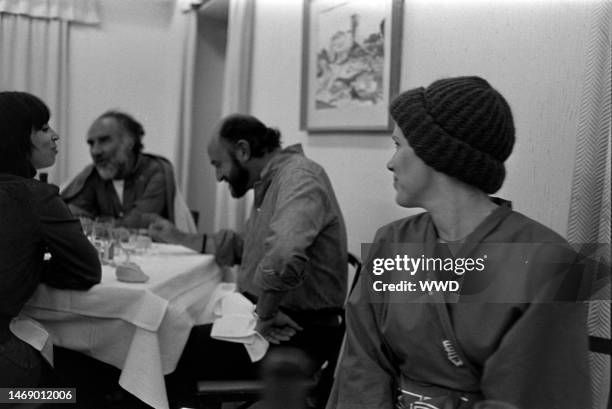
[389,76,515,193]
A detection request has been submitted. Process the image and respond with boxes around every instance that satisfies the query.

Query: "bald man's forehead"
[88,117,121,137]
[208,135,231,155]
[207,135,219,155]
[207,134,228,162]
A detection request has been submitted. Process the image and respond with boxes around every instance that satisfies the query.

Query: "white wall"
[66,0,185,181]
[250,0,595,254]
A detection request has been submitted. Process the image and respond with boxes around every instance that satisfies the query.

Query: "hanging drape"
[174,0,201,195]
[168,0,201,233]
[213,0,255,231]
[0,0,99,185]
[0,0,99,22]
[566,2,611,409]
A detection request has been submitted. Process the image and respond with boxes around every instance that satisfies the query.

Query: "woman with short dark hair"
[0,91,101,387]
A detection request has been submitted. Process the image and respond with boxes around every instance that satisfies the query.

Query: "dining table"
[21,243,223,409]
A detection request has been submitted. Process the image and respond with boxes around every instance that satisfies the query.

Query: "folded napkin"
[207,283,269,362]
[10,314,54,365]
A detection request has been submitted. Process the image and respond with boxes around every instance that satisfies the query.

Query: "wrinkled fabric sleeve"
[122,168,167,227]
[37,185,101,289]
[481,244,591,409]
[212,229,244,266]
[481,303,590,408]
[254,168,328,292]
[327,228,397,409]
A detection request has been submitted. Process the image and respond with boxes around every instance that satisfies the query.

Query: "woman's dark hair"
[97,110,145,155]
[219,114,281,158]
[0,91,50,178]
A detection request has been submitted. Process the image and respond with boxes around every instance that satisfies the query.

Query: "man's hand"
[149,219,204,252]
[148,218,181,243]
[255,311,303,345]
[140,212,164,226]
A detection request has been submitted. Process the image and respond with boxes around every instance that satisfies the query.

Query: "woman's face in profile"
[30,124,59,169]
[387,124,434,208]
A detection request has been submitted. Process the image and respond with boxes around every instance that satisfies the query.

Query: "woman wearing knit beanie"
[327,77,590,409]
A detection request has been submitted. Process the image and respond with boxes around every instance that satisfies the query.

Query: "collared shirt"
[62,154,174,228]
[213,144,348,312]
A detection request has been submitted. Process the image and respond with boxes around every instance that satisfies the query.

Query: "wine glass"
[92,221,113,262]
[115,228,138,263]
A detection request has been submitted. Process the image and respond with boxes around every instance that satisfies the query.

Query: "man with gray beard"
[61,111,176,228]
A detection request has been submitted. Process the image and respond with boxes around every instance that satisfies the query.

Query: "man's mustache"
[93,156,111,165]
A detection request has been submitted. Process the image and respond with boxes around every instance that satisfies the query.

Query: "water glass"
[111,228,136,263]
[135,229,152,255]
[92,221,114,262]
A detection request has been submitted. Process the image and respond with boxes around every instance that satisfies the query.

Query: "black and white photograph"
[0,0,610,409]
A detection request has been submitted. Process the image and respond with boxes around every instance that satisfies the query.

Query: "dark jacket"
[0,173,101,387]
[60,153,176,228]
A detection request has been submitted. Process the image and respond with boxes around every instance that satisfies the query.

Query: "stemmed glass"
[113,228,137,263]
[92,219,114,262]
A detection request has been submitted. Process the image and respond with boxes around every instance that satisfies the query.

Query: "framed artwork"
[300,0,403,132]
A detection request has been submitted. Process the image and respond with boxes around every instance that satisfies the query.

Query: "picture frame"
[300,0,403,133]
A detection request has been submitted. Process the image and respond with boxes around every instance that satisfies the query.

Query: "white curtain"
[566,2,611,409]
[169,0,201,233]
[0,0,99,184]
[174,0,201,195]
[213,0,255,231]
[0,0,99,21]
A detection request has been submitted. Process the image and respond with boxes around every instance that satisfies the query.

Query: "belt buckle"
[396,389,442,409]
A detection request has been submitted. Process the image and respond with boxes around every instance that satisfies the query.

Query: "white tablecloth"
[22,243,222,409]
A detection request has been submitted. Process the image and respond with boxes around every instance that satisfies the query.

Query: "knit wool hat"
[389,76,515,193]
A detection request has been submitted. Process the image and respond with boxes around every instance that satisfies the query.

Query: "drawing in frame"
[300,0,403,132]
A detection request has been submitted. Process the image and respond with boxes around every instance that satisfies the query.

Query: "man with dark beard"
[150,114,347,408]
[61,111,176,228]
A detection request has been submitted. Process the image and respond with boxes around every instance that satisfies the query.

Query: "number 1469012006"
[0,388,76,403]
